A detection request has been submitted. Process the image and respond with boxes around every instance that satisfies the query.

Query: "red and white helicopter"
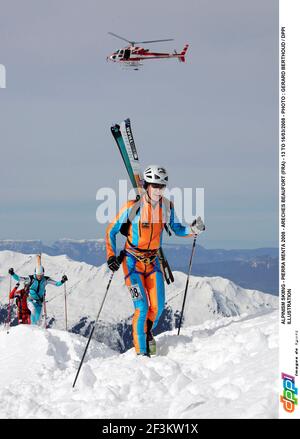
[107,32,189,70]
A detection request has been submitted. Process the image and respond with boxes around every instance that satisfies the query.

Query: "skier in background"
[106,165,205,356]
[8,266,68,325]
[9,280,31,324]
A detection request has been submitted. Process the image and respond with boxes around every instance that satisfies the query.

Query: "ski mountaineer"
[8,266,68,325]
[9,280,31,324]
[106,165,205,357]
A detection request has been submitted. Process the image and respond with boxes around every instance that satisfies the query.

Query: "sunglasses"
[150,183,166,189]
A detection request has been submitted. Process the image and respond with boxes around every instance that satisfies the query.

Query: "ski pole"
[6,300,12,333]
[64,279,68,331]
[6,276,12,333]
[177,235,197,336]
[43,296,47,329]
[72,270,115,388]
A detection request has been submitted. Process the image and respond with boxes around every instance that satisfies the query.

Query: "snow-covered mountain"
[0,251,278,353]
[0,240,279,294]
[0,311,278,418]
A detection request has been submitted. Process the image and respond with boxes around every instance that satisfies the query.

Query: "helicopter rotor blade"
[135,39,174,44]
[108,32,133,45]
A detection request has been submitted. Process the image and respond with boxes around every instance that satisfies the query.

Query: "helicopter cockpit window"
[119,50,124,57]
[124,49,130,60]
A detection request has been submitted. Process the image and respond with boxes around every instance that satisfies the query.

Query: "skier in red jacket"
[9,280,31,324]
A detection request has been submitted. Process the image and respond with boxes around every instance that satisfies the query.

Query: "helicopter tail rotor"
[178,44,189,62]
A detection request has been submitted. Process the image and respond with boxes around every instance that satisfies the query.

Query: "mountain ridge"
[0,239,279,294]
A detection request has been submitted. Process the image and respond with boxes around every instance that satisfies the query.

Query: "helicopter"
[107,32,189,70]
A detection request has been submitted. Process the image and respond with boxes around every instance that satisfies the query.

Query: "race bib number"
[129,284,143,301]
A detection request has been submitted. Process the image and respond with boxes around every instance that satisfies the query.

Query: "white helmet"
[24,278,31,288]
[143,165,168,185]
[35,266,44,275]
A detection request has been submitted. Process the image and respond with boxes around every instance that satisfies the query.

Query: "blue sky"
[0,0,278,248]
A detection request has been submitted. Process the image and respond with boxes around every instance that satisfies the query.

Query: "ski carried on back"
[36,253,42,270]
[111,119,144,198]
[111,118,174,284]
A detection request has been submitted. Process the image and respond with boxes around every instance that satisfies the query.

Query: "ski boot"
[137,352,151,357]
[146,319,156,356]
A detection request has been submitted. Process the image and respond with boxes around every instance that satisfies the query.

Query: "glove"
[61,275,68,283]
[8,268,14,276]
[15,282,20,288]
[190,216,205,235]
[107,255,121,272]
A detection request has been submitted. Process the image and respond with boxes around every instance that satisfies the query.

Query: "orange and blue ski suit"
[106,193,193,354]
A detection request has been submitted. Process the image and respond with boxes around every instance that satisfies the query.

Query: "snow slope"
[0,310,278,419]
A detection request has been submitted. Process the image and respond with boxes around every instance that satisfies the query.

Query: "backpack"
[28,275,50,303]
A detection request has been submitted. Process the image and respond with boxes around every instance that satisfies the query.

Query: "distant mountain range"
[0,239,279,295]
[0,239,107,265]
